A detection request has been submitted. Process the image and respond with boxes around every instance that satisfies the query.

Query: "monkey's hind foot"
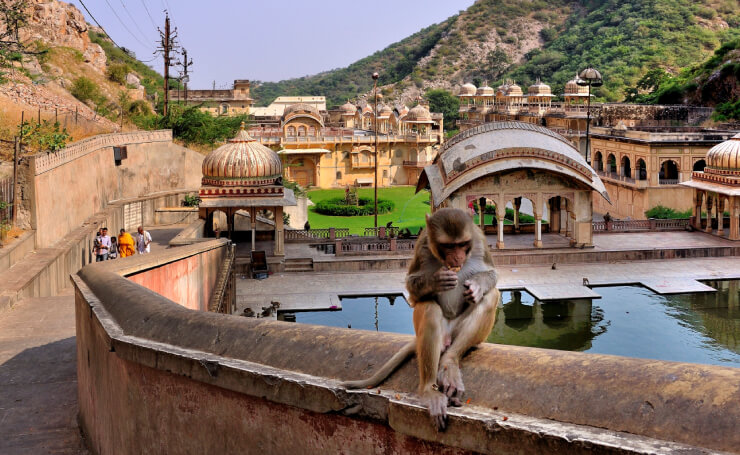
[424,388,449,431]
[437,360,465,405]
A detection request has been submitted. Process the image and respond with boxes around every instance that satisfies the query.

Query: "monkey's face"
[437,236,472,269]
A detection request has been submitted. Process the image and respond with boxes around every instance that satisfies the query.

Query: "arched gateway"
[417,122,610,248]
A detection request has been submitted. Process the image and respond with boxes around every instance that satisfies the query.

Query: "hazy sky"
[67,0,475,89]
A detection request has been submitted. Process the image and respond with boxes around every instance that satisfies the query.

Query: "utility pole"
[372,72,379,229]
[177,47,193,104]
[156,12,179,117]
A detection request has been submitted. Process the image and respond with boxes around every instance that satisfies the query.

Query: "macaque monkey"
[343,208,500,430]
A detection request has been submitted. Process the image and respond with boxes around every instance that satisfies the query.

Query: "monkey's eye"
[440,241,471,250]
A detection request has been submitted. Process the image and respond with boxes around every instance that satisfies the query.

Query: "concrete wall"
[0,230,35,272]
[128,243,225,312]
[20,131,203,248]
[73,253,740,455]
[593,184,693,219]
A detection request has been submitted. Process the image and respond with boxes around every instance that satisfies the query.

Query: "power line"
[139,0,159,30]
[76,0,123,49]
[102,0,152,50]
[117,0,155,43]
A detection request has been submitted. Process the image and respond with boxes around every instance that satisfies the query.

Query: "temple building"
[418,122,609,248]
[248,99,444,188]
[681,133,740,240]
[170,79,254,116]
[198,123,296,256]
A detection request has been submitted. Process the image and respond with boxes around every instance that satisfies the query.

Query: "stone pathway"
[0,226,178,454]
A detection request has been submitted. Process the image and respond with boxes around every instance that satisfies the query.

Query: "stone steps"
[284,258,313,273]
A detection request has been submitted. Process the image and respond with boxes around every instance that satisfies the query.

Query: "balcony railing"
[659,179,679,185]
[402,160,431,168]
[597,171,636,184]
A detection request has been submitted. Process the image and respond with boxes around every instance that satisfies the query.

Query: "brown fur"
[342,208,500,431]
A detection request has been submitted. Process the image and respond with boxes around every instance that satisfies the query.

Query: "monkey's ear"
[425,213,431,225]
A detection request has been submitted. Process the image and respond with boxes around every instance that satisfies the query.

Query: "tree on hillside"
[0,0,30,76]
[425,89,459,130]
[486,48,510,82]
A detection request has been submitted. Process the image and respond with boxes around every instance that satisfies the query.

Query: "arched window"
[287,126,296,137]
[636,159,647,180]
[607,154,617,173]
[659,160,679,184]
[693,159,706,172]
[308,126,316,136]
[220,104,229,115]
[621,156,631,178]
[593,151,603,172]
[298,126,306,137]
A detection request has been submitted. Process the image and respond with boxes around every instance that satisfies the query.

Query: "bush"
[107,63,129,85]
[182,194,201,207]
[644,205,692,219]
[315,197,394,216]
[70,77,101,103]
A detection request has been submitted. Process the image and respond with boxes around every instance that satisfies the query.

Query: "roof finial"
[240,121,246,130]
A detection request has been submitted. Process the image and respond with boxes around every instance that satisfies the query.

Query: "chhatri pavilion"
[198,123,296,256]
[681,132,740,240]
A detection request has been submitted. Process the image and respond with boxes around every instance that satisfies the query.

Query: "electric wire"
[102,0,152,50]
[139,0,159,30]
[117,0,156,43]
[76,0,124,49]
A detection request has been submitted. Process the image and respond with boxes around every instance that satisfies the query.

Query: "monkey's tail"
[341,341,416,390]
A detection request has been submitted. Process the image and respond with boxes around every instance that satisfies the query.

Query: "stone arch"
[593,151,603,172]
[693,159,706,172]
[287,126,296,137]
[660,159,679,183]
[621,156,631,178]
[607,153,617,173]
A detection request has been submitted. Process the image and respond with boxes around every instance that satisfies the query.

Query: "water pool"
[291,280,740,368]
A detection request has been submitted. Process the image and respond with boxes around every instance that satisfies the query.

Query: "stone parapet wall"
[32,130,172,176]
[73,254,740,454]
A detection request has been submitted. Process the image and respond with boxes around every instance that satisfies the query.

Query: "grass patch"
[307,186,430,234]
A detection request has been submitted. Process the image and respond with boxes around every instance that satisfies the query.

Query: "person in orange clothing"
[117,228,135,258]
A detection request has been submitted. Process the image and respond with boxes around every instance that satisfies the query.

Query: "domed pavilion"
[681,133,740,240]
[199,123,296,255]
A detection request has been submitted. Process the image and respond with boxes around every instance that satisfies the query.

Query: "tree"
[486,48,510,81]
[0,0,30,77]
[425,89,459,130]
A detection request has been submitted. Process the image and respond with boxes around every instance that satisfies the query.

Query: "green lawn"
[307,186,430,234]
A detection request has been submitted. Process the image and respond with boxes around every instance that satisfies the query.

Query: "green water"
[292,280,740,368]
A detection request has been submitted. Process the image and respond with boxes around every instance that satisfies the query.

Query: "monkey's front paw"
[464,280,482,303]
[424,389,449,431]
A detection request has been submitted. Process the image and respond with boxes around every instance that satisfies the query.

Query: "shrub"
[644,205,692,219]
[107,63,129,85]
[20,120,71,152]
[315,197,394,216]
[182,194,201,207]
[70,77,101,103]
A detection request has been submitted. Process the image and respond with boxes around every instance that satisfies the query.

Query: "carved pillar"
[560,199,568,235]
[250,207,257,251]
[534,216,543,248]
[550,197,561,233]
[496,203,505,249]
[717,198,725,236]
[730,196,740,241]
[693,191,704,230]
[568,211,577,246]
[479,197,487,230]
[514,197,521,231]
[705,195,714,233]
[274,206,284,256]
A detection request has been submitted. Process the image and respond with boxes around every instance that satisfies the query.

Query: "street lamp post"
[372,72,379,229]
[576,67,603,166]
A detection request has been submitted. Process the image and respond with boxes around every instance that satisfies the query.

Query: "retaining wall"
[72,247,740,454]
[19,130,203,248]
[0,230,35,272]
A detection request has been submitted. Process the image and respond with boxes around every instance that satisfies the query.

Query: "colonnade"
[692,191,739,240]
[202,206,285,256]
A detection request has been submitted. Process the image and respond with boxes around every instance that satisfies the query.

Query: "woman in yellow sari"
[118,229,135,258]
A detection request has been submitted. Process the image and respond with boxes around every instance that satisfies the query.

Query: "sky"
[67,0,475,89]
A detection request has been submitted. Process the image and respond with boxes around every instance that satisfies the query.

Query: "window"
[336,171,342,179]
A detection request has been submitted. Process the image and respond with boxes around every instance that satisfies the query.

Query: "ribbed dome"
[476,85,494,96]
[528,79,552,96]
[362,104,374,114]
[340,101,356,115]
[405,103,432,122]
[507,82,523,96]
[201,124,283,187]
[565,74,589,95]
[460,83,477,96]
[282,103,321,120]
[706,133,740,170]
[378,104,393,117]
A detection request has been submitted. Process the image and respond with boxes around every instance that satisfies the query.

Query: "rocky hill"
[0,0,159,161]
[252,0,740,108]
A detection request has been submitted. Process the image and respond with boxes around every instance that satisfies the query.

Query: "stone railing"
[597,171,637,184]
[659,179,680,185]
[208,242,236,314]
[402,160,431,168]
[285,228,350,242]
[363,226,400,238]
[72,245,740,454]
[337,237,415,255]
[593,218,690,232]
[33,130,172,175]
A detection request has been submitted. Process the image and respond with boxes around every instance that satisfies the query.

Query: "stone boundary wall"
[32,130,172,176]
[72,253,740,454]
[0,230,35,272]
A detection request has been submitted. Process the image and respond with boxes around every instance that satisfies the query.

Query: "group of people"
[94,226,152,262]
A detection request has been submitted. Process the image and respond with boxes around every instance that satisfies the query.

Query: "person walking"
[136,226,152,254]
[118,229,135,258]
[108,237,119,259]
[95,227,111,261]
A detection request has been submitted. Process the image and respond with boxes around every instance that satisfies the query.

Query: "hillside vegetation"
[251,0,740,107]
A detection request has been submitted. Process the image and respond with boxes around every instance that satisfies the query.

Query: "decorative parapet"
[32,130,172,175]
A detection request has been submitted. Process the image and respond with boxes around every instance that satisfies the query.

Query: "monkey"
[342,207,500,431]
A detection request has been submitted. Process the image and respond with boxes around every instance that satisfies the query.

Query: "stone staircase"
[283,257,314,273]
